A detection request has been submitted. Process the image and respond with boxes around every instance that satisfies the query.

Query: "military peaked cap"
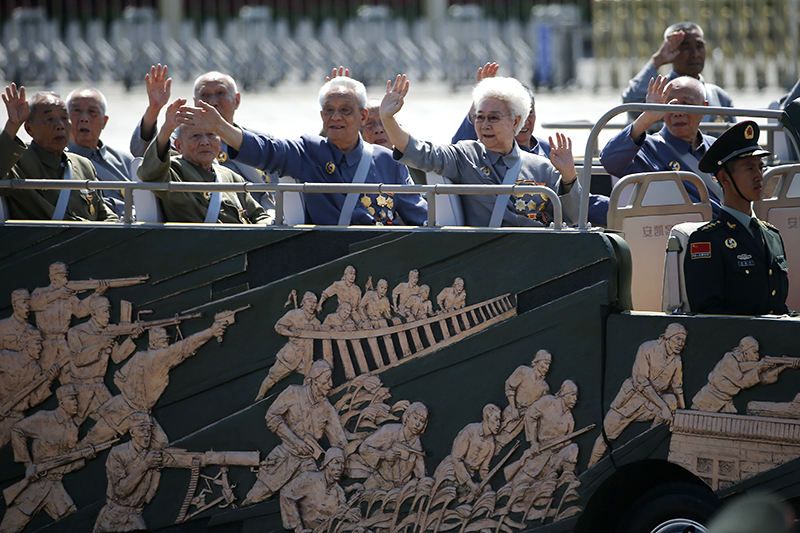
[698,120,770,173]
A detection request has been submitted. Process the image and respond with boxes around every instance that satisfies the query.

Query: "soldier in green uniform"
[684,121,790,315]
[0,84,117,221]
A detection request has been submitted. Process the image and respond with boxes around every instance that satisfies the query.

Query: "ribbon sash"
[337,143,374,226]
[52,160,74,221]
[488,156,522,228]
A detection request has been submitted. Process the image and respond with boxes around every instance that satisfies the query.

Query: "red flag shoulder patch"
[690,242,711,259]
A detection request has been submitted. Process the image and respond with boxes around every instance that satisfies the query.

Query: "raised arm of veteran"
[137,98,271,224]
[175,75,427,226]
[380,74,581,227]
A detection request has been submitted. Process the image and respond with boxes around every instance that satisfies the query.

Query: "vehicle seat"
[661,221,707,313]
[607,171,712,312]
[426,173,464,226]
[754,164,800,311]
[131,157,165,223]
[277,175,306,225]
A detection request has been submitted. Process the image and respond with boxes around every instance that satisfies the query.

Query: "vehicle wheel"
[617,482,720,533]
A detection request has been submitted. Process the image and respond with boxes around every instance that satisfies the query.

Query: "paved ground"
[3,75,786,160]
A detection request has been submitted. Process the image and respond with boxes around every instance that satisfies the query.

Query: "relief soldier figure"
[245,360,347,505]
[498,350,552,447]
[356,401,428,490]
[588,323,687,468]
[692,336,799,413]
[1,385,85,533]
[83,318,229,447]
[392,269,420,316]
[437,277,466,313]
[256,291,321,400]
[30,262,107,370]
[93,413,163,533]
[505,381,581,521]
[433,404,501,502]
[279,447,361,533]
[0,329,58,447]
[404,284,434,322]
[358,279,393,328]
[64,296,140,424]
[317,266,364,324]
[0,289,35,351]
[322,302,358,331]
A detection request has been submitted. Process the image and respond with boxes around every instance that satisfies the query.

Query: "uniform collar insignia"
[727,221,736,229]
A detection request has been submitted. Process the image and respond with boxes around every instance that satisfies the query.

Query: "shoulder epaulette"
[699,220,721,232]
[761,219,780,232]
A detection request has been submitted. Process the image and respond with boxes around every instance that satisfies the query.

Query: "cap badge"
[744,125,755,140]
[725,238,737,249]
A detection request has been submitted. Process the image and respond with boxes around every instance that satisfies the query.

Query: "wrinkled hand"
[176,100,225,133]
[3,84,29,128]
[326,66,350,82]
[380,74,409,119]
[548,133,576,181]
[164,98,188,134]
[145,64,172,112]
[641,75,672,124]
[477,62,499,82]
[652,31,685,68]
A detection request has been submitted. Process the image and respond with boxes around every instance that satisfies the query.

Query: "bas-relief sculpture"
[2,261,797,533]
[0,262,252,532]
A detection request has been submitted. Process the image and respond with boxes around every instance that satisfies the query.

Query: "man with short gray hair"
[66,87,134,217]
[622,22,734,125]
[130,65,276,215]
[0,84,117,221]
[175,74,428,226]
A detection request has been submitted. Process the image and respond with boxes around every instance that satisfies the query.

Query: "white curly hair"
[318,76,368,110]
[472,77,531,135]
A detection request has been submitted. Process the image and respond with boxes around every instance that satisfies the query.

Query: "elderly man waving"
[380,74,581,227]
[175,76,427,226]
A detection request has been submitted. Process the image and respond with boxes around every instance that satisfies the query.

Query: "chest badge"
[216,151,228,163]
[669,160,681,171]
[325,162,336,174]
[737,253,752,260]
[725,238,737,249]
[480,166,491,177]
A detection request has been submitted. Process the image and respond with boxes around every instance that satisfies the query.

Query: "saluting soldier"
[684,121,790,315]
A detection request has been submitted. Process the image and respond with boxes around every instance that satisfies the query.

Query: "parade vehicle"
[0,103,798,533]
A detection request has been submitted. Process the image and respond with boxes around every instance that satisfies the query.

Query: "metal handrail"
[578,104,785,229]
[0,179,564,230]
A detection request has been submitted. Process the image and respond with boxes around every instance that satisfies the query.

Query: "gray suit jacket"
[396,136,581,226]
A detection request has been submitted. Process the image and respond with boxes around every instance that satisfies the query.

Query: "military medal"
[725,238,737,249]
[326,162,336,174]
[527,200,537,210]
[376,195,387,207]
[515,199,526,211]
[386,197,393,209]
[204,192,212,200]
[89,204,95,216]
[216,151,228,163]
[480,166,491,176]
[669,160,681,171]
[360,196,372,207]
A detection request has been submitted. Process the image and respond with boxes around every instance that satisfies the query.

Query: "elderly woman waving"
[380,74,581,227]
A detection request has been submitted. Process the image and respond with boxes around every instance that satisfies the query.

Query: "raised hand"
[548,132,577,183]
[176,100,226,133]
[2,84,29,135]
[145,64,172,112]
[163,98,188,134]
[651,31,684,68]
[476,62,500,82]
[630,75,673,139]
[326,66,350,82]
[380,74,409,119]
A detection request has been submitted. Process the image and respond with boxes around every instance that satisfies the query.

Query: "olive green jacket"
[138,139,272,224]
[0,132,118,222]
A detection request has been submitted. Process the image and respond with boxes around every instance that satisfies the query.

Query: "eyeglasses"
[473,113,509,125]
